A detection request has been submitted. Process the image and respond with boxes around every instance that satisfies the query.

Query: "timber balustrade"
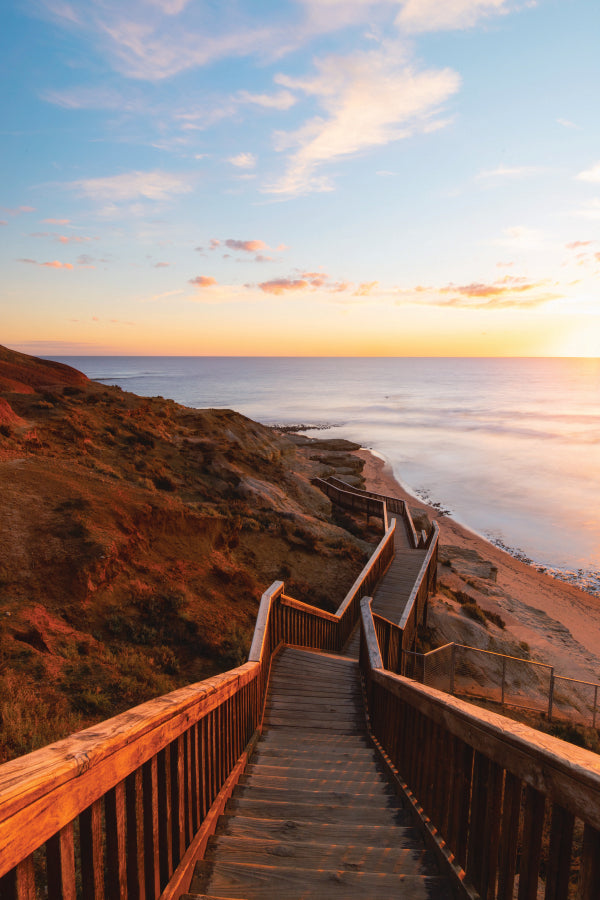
[0,517,396,899]
[360,597,600,900]
[318,475,436,549]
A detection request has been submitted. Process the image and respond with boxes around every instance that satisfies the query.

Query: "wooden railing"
[397,521,439,657]
[313,477,389,530]
[360,597,600,900]
[322,476,432,549]
[0,519,396,899]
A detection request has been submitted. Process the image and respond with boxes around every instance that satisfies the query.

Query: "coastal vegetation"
[0,346,371,762]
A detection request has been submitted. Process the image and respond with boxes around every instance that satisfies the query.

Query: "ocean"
[52,356,600,594]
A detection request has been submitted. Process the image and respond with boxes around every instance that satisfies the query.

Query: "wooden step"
[232,782,397,806]
[237,773,392,794]
[185,861,454,899]
[204,834,439,875]
[225,796,411,826]
[245,761,386,779]
[215,814,421,849]
[258,727,371,746]
[252,745,377,762]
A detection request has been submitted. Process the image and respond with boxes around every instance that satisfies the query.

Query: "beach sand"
[358,449,600,687]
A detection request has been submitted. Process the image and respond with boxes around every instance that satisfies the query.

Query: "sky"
[1,0,600,357]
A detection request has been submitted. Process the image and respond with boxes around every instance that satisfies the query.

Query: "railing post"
[548,668,555,721]
[450,643,456,696]
[594,685,598,730]
[501,656,506,708]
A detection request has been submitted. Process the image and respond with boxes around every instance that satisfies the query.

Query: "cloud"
[557,118,579,130]
[395,0,513,33]
[68,170,192,203]
[228,153,257,169]
[266,44,460,195]
[476,165,540,180]
[0,220,7,226]
[354,281,379,296]
[225,239,267,253]
[189,275,217,287]
[30,232,95,244]
[17,258,74,269]
[566,241,592,250]
[258,278,309,295]
[236,89,296,111]
[423,275,557,309]
[43,218,70,224]
[1,205,35,216]
[154,262,170,267]
[43,85,140,110]
[576,162,600,183]
[494,225,545,249]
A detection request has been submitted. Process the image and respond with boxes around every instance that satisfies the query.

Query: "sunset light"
[2,0,599,357]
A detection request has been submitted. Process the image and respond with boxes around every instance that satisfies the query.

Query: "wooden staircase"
[183,647,454,900]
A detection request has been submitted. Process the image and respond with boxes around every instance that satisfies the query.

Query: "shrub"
[0,424,11,438]
[462,602,488,627]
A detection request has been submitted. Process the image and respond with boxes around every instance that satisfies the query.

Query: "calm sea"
[52,357,600,594]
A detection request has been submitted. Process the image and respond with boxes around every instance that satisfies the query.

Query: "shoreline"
[357,447,600,687]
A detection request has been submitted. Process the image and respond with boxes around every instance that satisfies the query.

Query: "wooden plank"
[0,857,36,900]
[105,781,127,899]
[497,772,521,900]
[205,833,437,875]
[79,799,104,900]
[225,796,410,826]
[544,803,574,900]
[46,823,76,900]
[578,823,600,900]
[189,861,453,900]
[157,746,173,886]
[218,814,419,847]
[142,757,160,900]
[518,785,545,900]
[125,770,145,900]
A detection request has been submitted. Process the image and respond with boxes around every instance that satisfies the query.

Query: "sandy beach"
[358,448,600,688]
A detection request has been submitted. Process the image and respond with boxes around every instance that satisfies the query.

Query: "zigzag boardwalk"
[183,647,453,899]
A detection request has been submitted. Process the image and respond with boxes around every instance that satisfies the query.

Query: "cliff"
[0,347,369,762]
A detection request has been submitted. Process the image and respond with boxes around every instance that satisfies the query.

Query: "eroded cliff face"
[0,347,369,761]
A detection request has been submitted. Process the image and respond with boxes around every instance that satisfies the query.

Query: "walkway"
[344,518,427,658]
[183,647,452,899]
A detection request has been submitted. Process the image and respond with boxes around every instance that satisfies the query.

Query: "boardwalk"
[183,647,453,899]
[344,516,426,659]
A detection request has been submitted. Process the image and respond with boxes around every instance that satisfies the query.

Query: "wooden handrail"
[312,477,389,531]
[0,511,398,899]
[359,598,600,900]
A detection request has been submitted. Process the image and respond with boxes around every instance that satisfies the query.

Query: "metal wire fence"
[403,642,600,729]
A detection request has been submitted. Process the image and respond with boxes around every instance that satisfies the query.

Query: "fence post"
[450,644,456,695]
[594,686,598,730]
[548,668,555,721]
[501,656,506,708]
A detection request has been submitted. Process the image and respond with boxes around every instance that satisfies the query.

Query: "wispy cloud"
[494,225,546,249]
[395,0,514,33]
[29,232,96,244]
[225,238,267,252]
[228,153,257,169]
[68,170,192,203]
[576,161,600,183]
[476,165,541,180]
[236,89,296,111]
[189,275,218,287]
[1,205,36,216]
[42,218,71,224]
[17,258,74,269]
[266,44,460,195]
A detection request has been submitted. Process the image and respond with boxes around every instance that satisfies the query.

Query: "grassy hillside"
[0,347,370,762]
